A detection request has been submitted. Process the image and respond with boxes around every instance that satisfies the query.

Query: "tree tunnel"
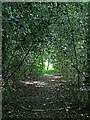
[2,2,90,120]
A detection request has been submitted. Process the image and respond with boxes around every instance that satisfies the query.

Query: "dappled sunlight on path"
[17,73,73,119]
[20,73,68,88]
[5,73,86,119]
[44,73,61,79]
[20,80,48,87]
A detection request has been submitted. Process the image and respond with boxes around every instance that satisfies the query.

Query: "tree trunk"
[47,59,49,70]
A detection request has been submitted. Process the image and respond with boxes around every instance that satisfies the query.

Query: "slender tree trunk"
[22,52,41,77]
[47,59,49,70]
[7,43,34,79]
[42,44,44,70]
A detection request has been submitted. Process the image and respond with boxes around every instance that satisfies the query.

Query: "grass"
[42,69,58,74]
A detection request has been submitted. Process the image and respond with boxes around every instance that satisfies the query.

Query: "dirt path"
[3,74,89,120]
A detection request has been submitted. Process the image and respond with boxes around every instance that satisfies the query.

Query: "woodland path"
[3,74,89,120]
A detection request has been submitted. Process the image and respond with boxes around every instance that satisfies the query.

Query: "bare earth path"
[3,74,89,120]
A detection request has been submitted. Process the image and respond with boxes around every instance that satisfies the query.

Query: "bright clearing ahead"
[45,59,53,70]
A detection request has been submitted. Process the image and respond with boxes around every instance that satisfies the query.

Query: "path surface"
[3,74,89,120]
